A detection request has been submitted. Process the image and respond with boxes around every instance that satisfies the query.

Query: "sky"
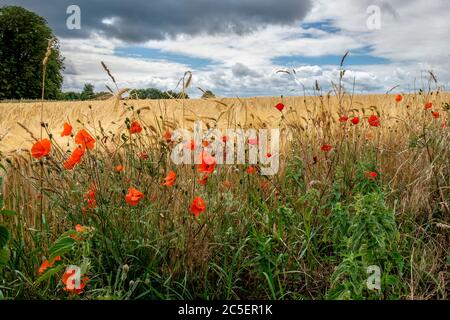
[2,0,450,97]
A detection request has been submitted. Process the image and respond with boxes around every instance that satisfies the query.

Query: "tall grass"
[0,63,448,300]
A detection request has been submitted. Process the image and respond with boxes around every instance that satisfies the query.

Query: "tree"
[0,6,64,100]
[80,84,95,100]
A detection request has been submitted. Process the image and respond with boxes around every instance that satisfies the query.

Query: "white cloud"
[58,0,450,97]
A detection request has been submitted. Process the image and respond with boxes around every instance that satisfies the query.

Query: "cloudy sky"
[2,0,450,97]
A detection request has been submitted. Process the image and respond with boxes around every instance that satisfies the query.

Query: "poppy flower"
[197,173,210,185]
[70,224,88,240]
[61,122,73,137]
[190,196,206,218]
[83,187,96,209]
[424,102,433,110]
[432,111,440,119]
[129,121,142,134]
[275,103,285,112]
[351,117,360,125]
[247,166,256,174]
[365,171,378,180]
[163,130,172,142]
[248,138,258,146]
[125,187,144,206]
[266,153,272,158]
[185,140,195,150]
[139,152,149,160]
[368,115,380,127]
[62,269,89,294]
[115,165,125,173]
[395,94,403,103]
[38,256,61,274]
[222,136,229,143]
[321,144,333,152]
[64,146,85,170]
[75,129,95,150]
[339,115,349,122]
[198,152,216,174]
[162,171,176,187]
[31,139,51,159]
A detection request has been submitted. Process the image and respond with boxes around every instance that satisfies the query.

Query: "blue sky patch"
[115,47,214,69]
[272,54,390,67]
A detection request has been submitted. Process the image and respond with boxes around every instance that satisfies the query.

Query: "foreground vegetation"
[0,74,448,300]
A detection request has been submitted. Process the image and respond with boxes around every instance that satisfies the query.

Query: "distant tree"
[58,91,81,101]
[163,90,189,99]
[80,84,95,100]
[129,88,189,100]
[130,88,165,99]
[0,6,64,100]
[201,90,216,99]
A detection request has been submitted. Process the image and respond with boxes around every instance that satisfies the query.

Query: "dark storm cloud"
[1,0,312,42]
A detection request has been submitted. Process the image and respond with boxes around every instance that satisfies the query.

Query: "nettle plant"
[326,165,404,299]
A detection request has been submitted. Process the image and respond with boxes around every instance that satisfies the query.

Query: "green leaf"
[0,226,9,248]
[48,237,75,261]
[0,210,16,216]
[35,264,64,285]
[0,247,10,266]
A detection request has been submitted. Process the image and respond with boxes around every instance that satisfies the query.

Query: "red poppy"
[125,188,144,206]
[64,146,85,170]
[198,151,216,174]
[266,153,272,158]
[83,187,96,209]
[75,129,95,150]
[395,94,403,103]
[222,136,229,143]
[321,144,333,152]
[61,122,73,137]
[197,173,210,185]
[31,139,51,159]
[163,130,172,142]
[70,224,88,240]
[185,140,195,150]
[365,171,378,180]
[190,196,206,217]
[247,166,256,174]
[275,103,285,112]
[351,117,360,125]
[339,115,349,122]
[38,256,61,274]
[139,152,149,160]
[368,115,380,127]
[115,165,125,173]
[432,111,440,119]
[424,102,433,110]
[62,269,89,294]
[162,171,176,186]
[129,121,142,134]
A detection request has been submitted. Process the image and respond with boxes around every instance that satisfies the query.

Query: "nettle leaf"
[49,237,75,261]
[0,247,10,266]
[0,225,10,248]
[0,209,16,216]
[35,264,65,284]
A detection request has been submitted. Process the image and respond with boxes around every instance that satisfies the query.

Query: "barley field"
[0,88,449,300]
